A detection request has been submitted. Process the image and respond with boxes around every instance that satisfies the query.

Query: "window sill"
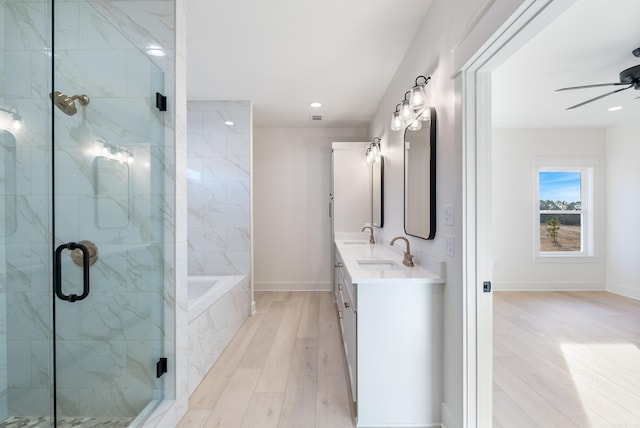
[535,254,599,263]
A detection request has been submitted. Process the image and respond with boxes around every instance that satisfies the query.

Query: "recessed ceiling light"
[224,121,234,126]
[310,102,322,108]
[608,106,623,112]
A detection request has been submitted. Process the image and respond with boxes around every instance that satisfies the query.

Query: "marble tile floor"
[0,416,132,428]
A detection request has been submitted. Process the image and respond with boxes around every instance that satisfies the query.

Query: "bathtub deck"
[179,291,355,428]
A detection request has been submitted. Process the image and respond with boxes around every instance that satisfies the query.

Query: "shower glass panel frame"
[1,0,170,425]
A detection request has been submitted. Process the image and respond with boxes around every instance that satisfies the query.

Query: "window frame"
[534,158,596,260]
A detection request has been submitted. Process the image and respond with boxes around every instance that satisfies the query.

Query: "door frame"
[461,0,576,425]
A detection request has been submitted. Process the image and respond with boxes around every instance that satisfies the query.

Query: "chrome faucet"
[390,236,414,267]
[362,226,375,244]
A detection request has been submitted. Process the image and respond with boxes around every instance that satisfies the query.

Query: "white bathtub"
[186,274,250,395]
[187,275,246,323]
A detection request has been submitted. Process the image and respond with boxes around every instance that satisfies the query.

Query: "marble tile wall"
[187,101,251,276]
[2,0,53,420]
[89,0,175,81]
[52,0,168,418]
[85,0,187,425]
[187,275,250,396]
[168,0,187,422]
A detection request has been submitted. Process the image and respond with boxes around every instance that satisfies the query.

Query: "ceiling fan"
[556,47,640,110]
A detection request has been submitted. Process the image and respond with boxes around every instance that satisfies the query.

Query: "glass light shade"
[409,85,426,109]
[370,144,381,162]
[390,112,404,131]
[399,99,414,121]
[13,119,22,130]
[418,107,431,122]
[365,148,373,165]
[408,119,422,131]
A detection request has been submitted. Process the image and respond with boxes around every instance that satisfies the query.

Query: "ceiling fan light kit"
[556,47,640,110]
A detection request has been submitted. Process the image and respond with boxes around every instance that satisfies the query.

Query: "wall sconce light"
[390,75,432,131]
[409,75,429,109]
[365,137,382,164]
[0,106,23,131]
[96,138,134,164]
[399,92,414,122]
[390,104,405,131]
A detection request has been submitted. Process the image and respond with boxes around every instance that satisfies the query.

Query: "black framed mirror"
[372,156,384,227]
[404,107,436,239]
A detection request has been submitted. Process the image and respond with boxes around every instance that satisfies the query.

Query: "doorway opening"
[463,0,640,425]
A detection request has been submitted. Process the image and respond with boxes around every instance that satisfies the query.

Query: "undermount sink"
[343,241,368,245]
[356,259,402,271]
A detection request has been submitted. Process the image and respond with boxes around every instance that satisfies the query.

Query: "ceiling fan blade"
[556,82,630,91]
[566,84,633,110]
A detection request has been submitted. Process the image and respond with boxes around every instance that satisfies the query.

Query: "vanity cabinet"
[334,249,357,402]
[334,241,445,427]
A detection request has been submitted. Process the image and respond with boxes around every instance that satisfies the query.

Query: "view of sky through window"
[539,171,581,202]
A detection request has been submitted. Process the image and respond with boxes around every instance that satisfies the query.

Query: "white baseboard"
[606,282,640,301]
[254,281,331,291]
[493,281,605,291]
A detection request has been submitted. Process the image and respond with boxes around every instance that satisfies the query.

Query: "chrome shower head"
[50,91,90,116]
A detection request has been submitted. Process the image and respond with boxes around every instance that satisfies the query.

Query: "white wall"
[492,128,607,290]
[606,121,640,300]
[253,127,367,291]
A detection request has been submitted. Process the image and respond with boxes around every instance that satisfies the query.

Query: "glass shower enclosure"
[1,0,171,425]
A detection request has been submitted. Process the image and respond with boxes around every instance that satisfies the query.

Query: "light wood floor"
[493,291,640,428]
[177,291,355,428]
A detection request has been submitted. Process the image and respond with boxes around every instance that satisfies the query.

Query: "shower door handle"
[55,242,91,302]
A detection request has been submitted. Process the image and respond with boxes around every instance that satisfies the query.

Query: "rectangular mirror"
[94,156,130,228]
[372,157,384,227]
[404,107,436,239]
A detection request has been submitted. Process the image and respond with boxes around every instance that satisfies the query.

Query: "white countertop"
[335,239,445,285]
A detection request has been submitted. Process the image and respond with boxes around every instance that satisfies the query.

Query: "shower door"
[52,0,167,425]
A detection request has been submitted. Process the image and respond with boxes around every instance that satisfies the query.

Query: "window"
[536,162,595,258]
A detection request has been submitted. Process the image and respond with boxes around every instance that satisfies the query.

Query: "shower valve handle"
[54,242,91,302]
